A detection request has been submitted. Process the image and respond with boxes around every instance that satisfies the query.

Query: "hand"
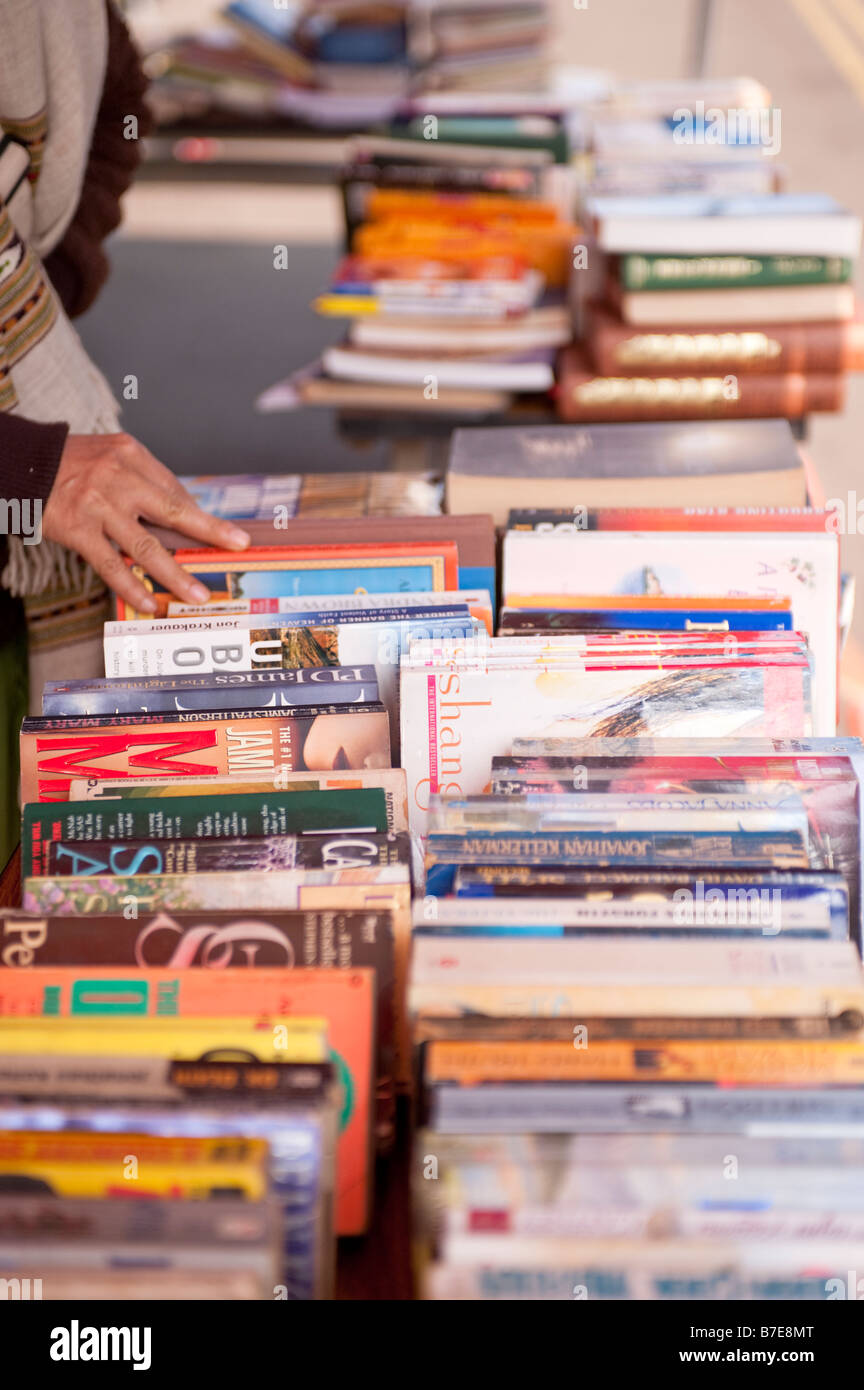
[42,433,250,614]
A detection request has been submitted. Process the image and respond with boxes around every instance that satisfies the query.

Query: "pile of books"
[411,756,864,1299]
[0,481,509,1297]
[403,438,864,1295]
[146,0,550,131]
[271,139,576,416]
[560,78,864,424]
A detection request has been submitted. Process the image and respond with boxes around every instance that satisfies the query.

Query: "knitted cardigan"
[0,0,152,570]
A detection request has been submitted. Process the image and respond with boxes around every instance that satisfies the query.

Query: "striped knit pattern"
[0,106,47,184]
[0,201,58,409]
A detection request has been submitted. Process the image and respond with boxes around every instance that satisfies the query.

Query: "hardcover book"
[446,419,806,520]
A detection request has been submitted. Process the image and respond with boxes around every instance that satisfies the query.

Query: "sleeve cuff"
[0,413,69,507]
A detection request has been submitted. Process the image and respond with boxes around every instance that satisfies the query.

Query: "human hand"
[42,433,250,614]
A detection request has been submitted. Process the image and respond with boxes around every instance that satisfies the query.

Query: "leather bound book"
[589,302,864,375]
[556,346,845,422]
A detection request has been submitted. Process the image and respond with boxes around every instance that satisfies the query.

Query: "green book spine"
[21,787,388,878]
[620,253,854,291]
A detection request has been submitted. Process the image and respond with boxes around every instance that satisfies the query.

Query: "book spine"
[413,1013,849,1041]
[556,355,847,420]
[423,1036,864,1084]
[619,253,854,290]
[425,828,809,866]
[410,984,864,1025]
[590,319,862,376]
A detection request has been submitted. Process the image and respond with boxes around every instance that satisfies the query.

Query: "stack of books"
[0,495,508,1297]
[399,409,864,1298]
[411,761,864,1299]
[521,75,864,426]
[577,76,782,199]
[274,177,575,415]
[146,0,550,131]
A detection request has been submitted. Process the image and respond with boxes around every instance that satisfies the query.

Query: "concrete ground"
[83,0,864,624]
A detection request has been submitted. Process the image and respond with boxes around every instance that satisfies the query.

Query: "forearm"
[0,412,68,508]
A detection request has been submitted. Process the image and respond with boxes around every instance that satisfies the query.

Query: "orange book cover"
[425,1038,864,1087]
[366,189,561,222]
[20,708,392,803]
[0,966,375,1235]
[116,541,460,620]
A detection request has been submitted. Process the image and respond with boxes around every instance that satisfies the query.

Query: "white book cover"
[104,613,482,752]
[501,529,838,736]
[322,346,555,391]
[400,661,813,836]
[410,936,862,986]
[414,893,834,933]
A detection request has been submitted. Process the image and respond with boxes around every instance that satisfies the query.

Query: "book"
[116,541,460,621]
[589,304,864,374]
[500,528,839,736]
[144,518,497,605]
[446,419,807,521]
[610,282,858,327]
[40,667,381,715]
[0,970,375,1235]
[21,866,408,916]
[588,193,863,256]
[321,342,556,392]
[25,828,409,879]
[618,253,855,291]
[21,787,390,873]
[422,1038,864,1086]
[555,348,846,421]
[402,663,813,837]
[427,1081,864,1134]
[66,767,409,832]
[20,707,393,804]
[176,470,444,520]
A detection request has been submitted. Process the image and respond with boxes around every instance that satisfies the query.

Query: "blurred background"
[86,1,864,485]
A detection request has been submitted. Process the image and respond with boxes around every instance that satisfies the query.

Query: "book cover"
[66,768,409,832]
[175,470,444,521]
[0,970,375,1236]
[21,787,389,875]
[117,541,460,621]
[619,252,854,291]
[401,663,813,836]
[423,1037,864,1086]
[556,347,845,422]
[28,828,409,879]
[20,708,392,803]
[41,666,381,716]
[501,528,839,736]
[589,304,864,374]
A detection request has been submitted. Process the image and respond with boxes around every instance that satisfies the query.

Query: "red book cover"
[20,708,392,803]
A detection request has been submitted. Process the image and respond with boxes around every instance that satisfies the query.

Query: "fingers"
[77,537,159,616]
[105,515,213,607]
[130,446,250,551]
